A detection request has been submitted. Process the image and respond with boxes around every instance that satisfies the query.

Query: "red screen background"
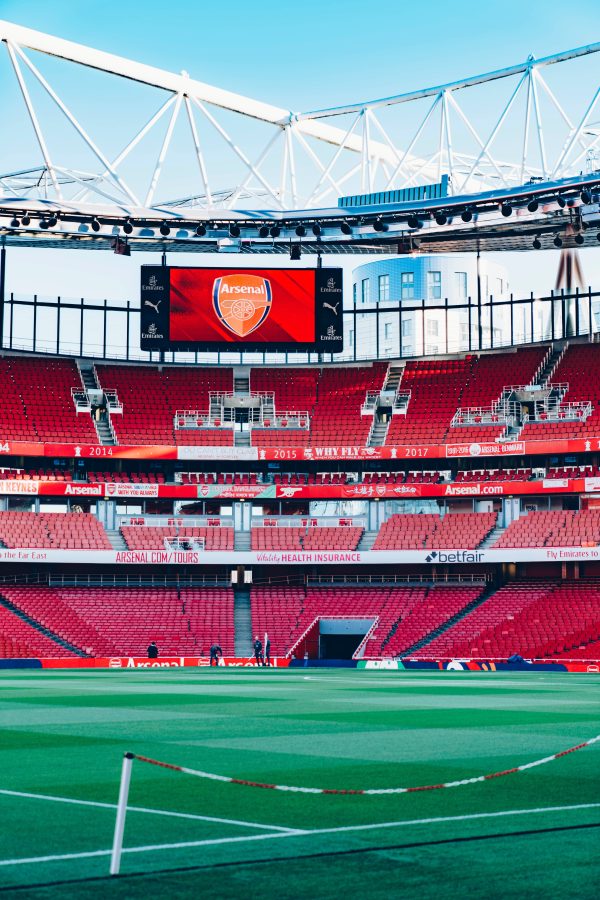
[169,268,316,344]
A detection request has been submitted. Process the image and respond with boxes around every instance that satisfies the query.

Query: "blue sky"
[1,0,599,301]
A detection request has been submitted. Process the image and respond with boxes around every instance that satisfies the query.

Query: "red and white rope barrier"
[131,733,600,796]
[110,734,598,875]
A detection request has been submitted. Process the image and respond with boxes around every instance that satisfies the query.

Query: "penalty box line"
[0,788,300,833]
[1,802,599,869]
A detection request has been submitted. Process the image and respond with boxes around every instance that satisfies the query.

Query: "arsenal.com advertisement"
[140,265,344,352]
[0,477,591,501]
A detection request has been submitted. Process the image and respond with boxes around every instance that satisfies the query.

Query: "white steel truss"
[0,20,599,214]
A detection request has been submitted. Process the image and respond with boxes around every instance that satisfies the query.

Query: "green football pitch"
[0,669,599,899]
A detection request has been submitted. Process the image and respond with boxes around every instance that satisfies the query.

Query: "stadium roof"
[0,21,599,253]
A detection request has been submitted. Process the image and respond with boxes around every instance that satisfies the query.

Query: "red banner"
[0,477,591,500]
[38,656,290,669]
[0,436,598,462]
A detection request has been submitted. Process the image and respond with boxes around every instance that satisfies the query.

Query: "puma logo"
[323,301,339,315]
[144,299,162,313]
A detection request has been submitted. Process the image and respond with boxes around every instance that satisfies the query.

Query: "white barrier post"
[110,752,134,876]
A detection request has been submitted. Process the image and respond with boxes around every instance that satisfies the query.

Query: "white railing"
[175,472,264,485]
[287,617,319,659]
[527,401,593,423]
[71,388,91,413]
[352,617,380,659]
[452,405,514,427]
[254,516,366,528]
[255,410,311,429]
[174,409,235,429]
[164,536,206,552]
[361,391,380,416]
[119,516,226,527]
[175,410,211,428]
[503,382,569,395]
[211,390,274,406]
[104,390,122,413]
[393,389,411,413]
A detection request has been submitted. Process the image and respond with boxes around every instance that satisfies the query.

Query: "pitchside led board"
[140,266,344,352]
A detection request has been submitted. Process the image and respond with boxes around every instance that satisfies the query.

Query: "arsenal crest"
[213,274,272,338]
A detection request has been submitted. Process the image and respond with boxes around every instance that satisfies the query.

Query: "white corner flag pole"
[110,752,134,876]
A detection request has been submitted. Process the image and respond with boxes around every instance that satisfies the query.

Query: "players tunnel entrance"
[293,618,376,661]
[318,618,376,660]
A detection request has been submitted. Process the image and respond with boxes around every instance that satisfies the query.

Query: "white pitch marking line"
[0,789,301,833]
[1,802,598,868]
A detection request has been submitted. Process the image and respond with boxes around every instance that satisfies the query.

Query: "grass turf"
[0,668,598,898]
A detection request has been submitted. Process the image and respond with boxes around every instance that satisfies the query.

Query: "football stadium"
[0,5,599,897]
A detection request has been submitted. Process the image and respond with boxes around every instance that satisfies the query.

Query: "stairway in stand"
[234,532,252,551]
[78,361,116,445]
[535,342,567,387]
[234,588,253,656]
[368,419,389,446]
[106,530,128,550]
[358,530,379,550]
[383,365,403,393]
[478,524,506,549]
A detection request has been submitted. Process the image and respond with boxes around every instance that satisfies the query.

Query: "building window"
[401,272,414,299]
[361,278,370,304]
[427,271,441,300]
[401,318,412,337]
[348,328,354,346]
[454,272,467,300]
[378,274,390,302]
[384,322,392,340]
[426,319,439,337]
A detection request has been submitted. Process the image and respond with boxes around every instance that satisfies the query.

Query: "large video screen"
[140,266,344,352]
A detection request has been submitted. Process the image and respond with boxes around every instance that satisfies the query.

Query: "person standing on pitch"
[264,635,271,667]
[253,635,264,666]
[209,643,223,666]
